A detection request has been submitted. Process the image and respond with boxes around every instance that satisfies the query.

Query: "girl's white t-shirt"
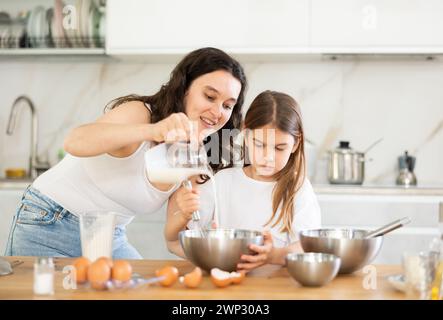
[189,167,321,247]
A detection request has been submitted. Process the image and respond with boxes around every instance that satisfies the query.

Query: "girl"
[5,47,247,259]
[165,90,321,271]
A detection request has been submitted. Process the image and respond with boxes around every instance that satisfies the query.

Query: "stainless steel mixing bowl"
[299,229,383,274]
[286,252,341,287]
[179,229,264,272]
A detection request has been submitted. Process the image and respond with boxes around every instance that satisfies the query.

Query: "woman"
[5,47,247,259]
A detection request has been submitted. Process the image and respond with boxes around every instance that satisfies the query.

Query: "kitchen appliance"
[179,229,264,272]
[327,138,382,185]
[286,253,341,287]
[396,151,417,186]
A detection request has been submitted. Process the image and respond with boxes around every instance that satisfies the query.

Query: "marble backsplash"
[1,55,442,185]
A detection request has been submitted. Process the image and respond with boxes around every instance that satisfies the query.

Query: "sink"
[0,178,33,190]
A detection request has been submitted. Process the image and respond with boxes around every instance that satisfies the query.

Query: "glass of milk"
[79,212,115,261]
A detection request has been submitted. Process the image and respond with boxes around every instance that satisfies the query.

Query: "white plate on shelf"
[80,0,91,47]
[45,8,54,47]
[0,12,11,48]
[65,0,81,47]
[87,8,94,47]
[98,12,105,47]
[74,0,84,47]
[89,6,101,47]
[33,6,46,48]
[53,0,70,48]
[26,7,36,47]
[10,21,25,48]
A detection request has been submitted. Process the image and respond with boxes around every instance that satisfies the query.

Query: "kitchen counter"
[0,257,405,300]
[314,183,443,197]
[0,179,32,190]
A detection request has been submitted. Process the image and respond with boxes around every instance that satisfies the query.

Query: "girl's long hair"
[244,90,305,234]
[105,47,247,173]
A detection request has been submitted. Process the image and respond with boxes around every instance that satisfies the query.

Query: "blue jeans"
[4,187,142,259]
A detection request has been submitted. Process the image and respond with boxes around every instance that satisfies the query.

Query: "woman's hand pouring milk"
[149,113,202,144]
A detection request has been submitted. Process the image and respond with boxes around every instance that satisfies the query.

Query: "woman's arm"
[64,101,192,157]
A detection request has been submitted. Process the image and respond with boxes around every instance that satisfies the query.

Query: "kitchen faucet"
[6,95,50,179]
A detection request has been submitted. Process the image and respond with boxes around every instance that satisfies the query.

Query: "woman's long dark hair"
[106,47,247,173]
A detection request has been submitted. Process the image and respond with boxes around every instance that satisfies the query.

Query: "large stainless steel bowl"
[179,229,264,272]
[299,229,383,274]
[286,252,341,287]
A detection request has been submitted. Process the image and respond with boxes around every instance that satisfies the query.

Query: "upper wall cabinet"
[107,0,443,56]
[106,0,310,54]
[311,0,443,52]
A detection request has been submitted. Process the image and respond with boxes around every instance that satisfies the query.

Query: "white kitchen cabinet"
[311,0,443,52]
[106,0,310,54]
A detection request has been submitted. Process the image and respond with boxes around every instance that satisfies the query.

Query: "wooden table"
[0,256,405,300]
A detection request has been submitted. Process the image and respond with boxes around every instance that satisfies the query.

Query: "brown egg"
[73,257,90,284]
[87,259,111,290]
[210,268,233,288]
[155,265,179,287]
[180,267,203,288]
[230,270,246,284]
[111,260,133,282]
[96,256,113,268]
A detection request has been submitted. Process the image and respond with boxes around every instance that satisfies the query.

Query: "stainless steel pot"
[328,141,365,185]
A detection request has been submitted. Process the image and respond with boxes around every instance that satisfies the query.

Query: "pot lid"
[331,140,362,154]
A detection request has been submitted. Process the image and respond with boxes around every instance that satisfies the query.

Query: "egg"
[87,259,111,290]
[210,268,233,288]
[180,267,203,288]
[73,257,90,284]
[230,270,246,284]
[96,256,113,268]
[155,265,179,287]
[111,260,133,282]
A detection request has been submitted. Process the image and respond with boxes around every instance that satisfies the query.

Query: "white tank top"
[33,104,177,226]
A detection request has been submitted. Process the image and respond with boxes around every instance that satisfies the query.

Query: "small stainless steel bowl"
[179,229,264,272]
[299,229,383,274]
[286,252,341,287]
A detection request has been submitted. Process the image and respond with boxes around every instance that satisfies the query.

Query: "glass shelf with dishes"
[0,0,106,55]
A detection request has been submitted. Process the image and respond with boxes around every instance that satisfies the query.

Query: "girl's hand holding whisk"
[175,184,200,222]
